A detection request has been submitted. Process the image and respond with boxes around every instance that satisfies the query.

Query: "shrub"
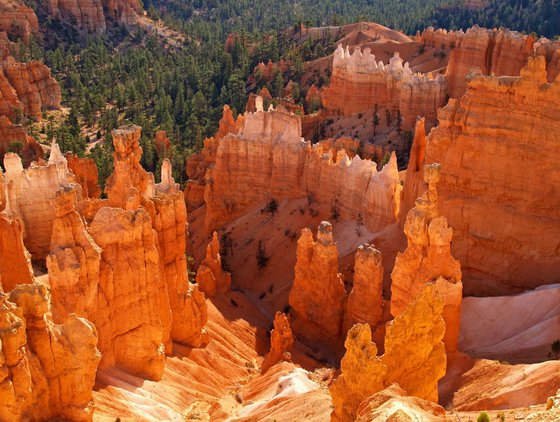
[256,240,269,269]
[477,411,490,422]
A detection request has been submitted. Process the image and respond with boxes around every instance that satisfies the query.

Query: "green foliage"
[477,411,490,422]
[551,339,560,357]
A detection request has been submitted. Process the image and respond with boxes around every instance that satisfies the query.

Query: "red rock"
[399,117,426,221]
[0,210,33,292]
[47,0,106,33]
[64,152,101,199]
[196,231,231,297]
[288,221,346,346]
[446,26,534,98]
[105,125,154,209]
[426,56,560,295]
[0,283,100,421]
[330,284,446,421]
[154,129,171,157]
[103,0,141,26]
[0,116,42,166]
[304,84,321,109]
[88,206,167,380]
[261,311,294,372]
[2,57,62,120]
[0,0,39,43]
[46,185,100,324]
[3,143,80,260]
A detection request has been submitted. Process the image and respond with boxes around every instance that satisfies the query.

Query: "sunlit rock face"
[0,283,100,422]
[330,284,446,421]
[3,144,80,260]
[425,56,560,295]
[321,46,448,129]
[188,102,401,233]
[288,221,346,347]
[391,163,462,352]
[1,57,61,120]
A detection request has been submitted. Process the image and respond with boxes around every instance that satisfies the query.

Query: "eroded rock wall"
[425,56,560,295]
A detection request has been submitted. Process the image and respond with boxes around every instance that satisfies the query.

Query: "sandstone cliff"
[0,209,34,292]
[196,231,231,297]
[261,311,294,372]
[321,46,448,129]
[288,222,346,347]
[330,283,446,421]
[425,56,560,295]
[46,185,100,324]
[47,0,106,33]
[0,0,38,43]
[3,143,79,260]
[391,163,462,352]
[64,152,101,199]
[188,101,401,233]
[0,116,43,165]
[1,56,62,120]
[88,206,168,380]
[0,283,100,421]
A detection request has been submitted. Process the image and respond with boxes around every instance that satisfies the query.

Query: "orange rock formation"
[188,101,401,232]
[331,283,446,421]
[288,221,346,347]
[425,56,560,295]
[391,163,462,352]
[0,210,33,292]
[321,46,448,129]
[330,323,387,421]
[0,0,38,43]
[46,185,100,323]
[64,153,101,199]
[261,311,294,372]
[46,0,106,33]
[3,143,79,260]
[196,231,231,297]
[0,116,43,165]
[344,242,384,332]
[1,56,62,120]
[0,283,100,421]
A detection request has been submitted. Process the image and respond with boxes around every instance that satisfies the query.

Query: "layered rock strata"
[64,153,101,199]
[1,56,62,120]
[425,56,560,295]
[391,163,462,352]
[288,222,346,346]
[330,283,446,421]
[47,0,106,34]
[321,46,448,129]
[188,102,401,233]
[0,0,39,43]
[0,116,43,165]
[418,26,560,97]
[3,143,79,260]
[0,283,100,421]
